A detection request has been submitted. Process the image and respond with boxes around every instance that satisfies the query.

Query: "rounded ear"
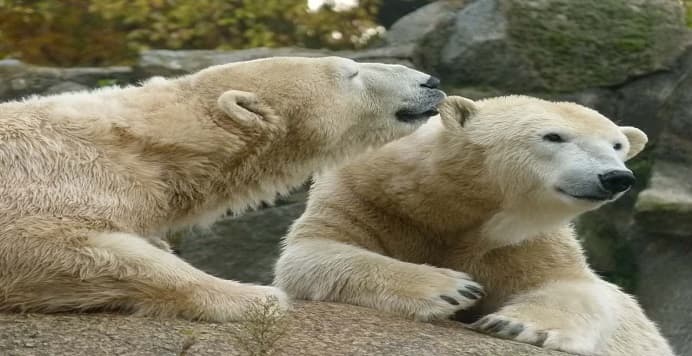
[215,90,279,132]
[621,126,648,160]
[438,96,478,131]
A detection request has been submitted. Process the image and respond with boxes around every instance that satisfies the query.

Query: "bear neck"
[426,131,504,232]
[356,124,504,238]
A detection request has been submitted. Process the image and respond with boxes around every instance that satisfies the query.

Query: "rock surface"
[630,43,692,354]
[391,0,688,92]
[177,198,307,284]
[0,59,136,101]
[634,235,692,356]
[137,46,415,77]
[0,302,567,356]
[635,162,692,237]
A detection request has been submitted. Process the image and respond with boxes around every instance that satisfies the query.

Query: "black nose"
[421,76,440,89]
[599,170,635,194]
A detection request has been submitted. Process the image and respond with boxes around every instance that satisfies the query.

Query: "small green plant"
[230,297,290,356]
[178,328,198,356]
[97,78,118,87]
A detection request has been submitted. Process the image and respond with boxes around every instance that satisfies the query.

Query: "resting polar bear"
[275,96,673,355]
[0,56,444,321]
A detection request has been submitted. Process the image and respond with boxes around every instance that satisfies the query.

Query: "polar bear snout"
[555,167,635,203]
[395,78,445,123]
[598,170,635,194]
[354,61,445,124]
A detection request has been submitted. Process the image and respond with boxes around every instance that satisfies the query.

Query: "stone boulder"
[630,42,692,355]
[137,46,416,77]
[636,163,692,237]
[0,59,136,102]
[176,191,308,285]
[387,0,688,92]
[0,302,567,356]
[633,228,692,356]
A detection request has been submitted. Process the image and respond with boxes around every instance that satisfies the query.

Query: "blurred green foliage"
[686,0,692,27]
[0,0,381,66]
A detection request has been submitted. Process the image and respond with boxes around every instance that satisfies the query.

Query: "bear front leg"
[275,238,483,321]
[469,279,618,355]
[1,227,288,321]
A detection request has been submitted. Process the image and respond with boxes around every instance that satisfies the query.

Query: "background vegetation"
[2,0,688,67]
[0,0,381,66]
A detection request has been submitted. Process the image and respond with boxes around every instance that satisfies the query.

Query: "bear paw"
[404,267,484,321]
[185,283,290,322]
[471,314,548,346]
[470,313,598,355]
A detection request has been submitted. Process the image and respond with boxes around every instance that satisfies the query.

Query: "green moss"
[504,0,683,91]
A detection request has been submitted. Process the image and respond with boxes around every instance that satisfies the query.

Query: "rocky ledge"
[0,302,567,356]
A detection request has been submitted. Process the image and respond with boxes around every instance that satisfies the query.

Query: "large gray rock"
[0,302,567,356]
[0,60,136,102]
[384,1,464,47]
[177,199,307,284]
[630,43,692,354]
[634,234,692,356]
[137,46,416,77]
[389,0,688,92]
[636,162,692,237]
[635,44,692,235]
[633,162,692,354]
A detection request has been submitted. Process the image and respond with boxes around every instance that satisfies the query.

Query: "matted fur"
[0,56,442,321]
[275,96,673,355]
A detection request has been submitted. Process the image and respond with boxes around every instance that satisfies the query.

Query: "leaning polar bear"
[0,56,444,321]
[275,96,673,355]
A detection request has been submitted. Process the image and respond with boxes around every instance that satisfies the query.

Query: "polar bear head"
[193,56,445,160]
[439,95,647,216]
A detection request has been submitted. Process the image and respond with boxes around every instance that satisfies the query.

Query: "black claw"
[440,295,459,305]
[534,331,549,346]
[489,320,510,333]
[506,323,524,338]
[474,317,491,330]
[482,319,502,332]
[459,289,479,300]
[466,285,484,296]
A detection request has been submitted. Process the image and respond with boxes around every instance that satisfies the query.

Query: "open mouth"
[396,89,446,123]
[556,188,613,202]
[395,108,440,123]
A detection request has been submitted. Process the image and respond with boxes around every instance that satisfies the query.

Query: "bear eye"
[543,133,565,143]
[347,70,359,79]
[614,143,622,150]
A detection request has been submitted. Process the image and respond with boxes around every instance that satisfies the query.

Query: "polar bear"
[275,96,673,355]
[0,56,444,321]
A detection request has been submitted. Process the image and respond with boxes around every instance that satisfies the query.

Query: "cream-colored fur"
[0,56,444,321]
[275,96,673,355]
